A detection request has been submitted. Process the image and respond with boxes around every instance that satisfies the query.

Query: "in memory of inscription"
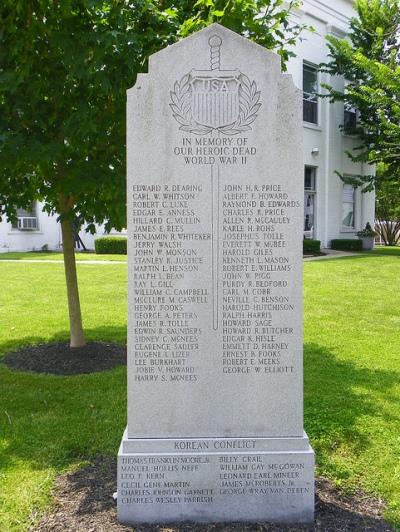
[170,35,261,329]
[120,24,315,524]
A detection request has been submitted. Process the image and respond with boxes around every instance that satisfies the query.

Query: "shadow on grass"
[0,326,127,358]
[0,326,128,483]
[366,247,400,257]
[304,343,400,480]
[1,337,398,489]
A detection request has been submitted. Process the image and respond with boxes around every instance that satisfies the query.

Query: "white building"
[0,205,100,252]
[286,0,375,246]
[0,0,374,253]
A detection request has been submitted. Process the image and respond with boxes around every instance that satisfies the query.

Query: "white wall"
[0,203,61,253]
[287,0,375,247]
[0,202,105,253]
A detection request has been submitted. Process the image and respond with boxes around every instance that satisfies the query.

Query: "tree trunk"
[60,211,86,348]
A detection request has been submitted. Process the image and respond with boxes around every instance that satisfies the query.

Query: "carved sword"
[209,35,222,331]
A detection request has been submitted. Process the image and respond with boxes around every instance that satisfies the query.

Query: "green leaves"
[322,0,400,190]
[177,0,309,69]
[0,0,172,227]
[0,0,308,228]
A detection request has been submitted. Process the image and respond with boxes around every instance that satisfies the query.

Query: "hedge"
[95,236,127,254]
[330,238,362,251]
[303,239,321,254]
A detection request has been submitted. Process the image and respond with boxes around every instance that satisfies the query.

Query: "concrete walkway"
[303,249,362,261]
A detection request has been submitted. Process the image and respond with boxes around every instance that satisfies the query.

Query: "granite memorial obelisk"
[118,23,315,524]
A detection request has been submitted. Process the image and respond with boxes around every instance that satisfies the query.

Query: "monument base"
[117,429,314,524]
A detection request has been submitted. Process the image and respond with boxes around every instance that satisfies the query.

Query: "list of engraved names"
[221,183,299,376]
[132,183,209,384]
[119,453,309,507]
[131,180,299,382]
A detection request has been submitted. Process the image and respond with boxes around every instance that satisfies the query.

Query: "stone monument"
[118,23,314,524]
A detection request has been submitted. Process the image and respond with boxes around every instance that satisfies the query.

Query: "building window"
[11,202,38,231]
[344,102,357,129]
[303,63,318,124]
[341,185,355,229]
[304,166,316,239]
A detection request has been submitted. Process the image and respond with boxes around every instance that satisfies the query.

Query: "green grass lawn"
[367,245,400,257]
[1,250,400,530]
[304,248,400,526]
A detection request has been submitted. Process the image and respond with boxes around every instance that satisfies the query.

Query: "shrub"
[95,236,127,255]
[303,239,321,253]
[330,239,362,251]
[357,222,377,238]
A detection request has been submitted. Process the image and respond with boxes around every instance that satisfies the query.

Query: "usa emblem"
[170,35,261,135]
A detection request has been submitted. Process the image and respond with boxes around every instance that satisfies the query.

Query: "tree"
[321,0,400,191]
[0,0,306,347]
[375,166,400,245]
[0,1,177,347]
[178,0,307,68]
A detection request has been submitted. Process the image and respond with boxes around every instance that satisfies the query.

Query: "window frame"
[304,166,317,239]
[302,62,319,126]
[10,201,39,232]
[340,183,357,232]
[343,102,358,131]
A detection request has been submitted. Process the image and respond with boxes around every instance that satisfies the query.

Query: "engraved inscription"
[221,183,299,375]
[170,35,261,136]
[132,183,209,383]
[119,454,311,507]
[131,180,300,379]
[122,23,314,524]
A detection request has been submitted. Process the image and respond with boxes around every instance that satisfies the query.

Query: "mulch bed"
[32,456,393,532]
[3,342,126,375]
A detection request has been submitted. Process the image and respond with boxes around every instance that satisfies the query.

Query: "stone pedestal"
[118,23,314,524]
[118,432,314,524]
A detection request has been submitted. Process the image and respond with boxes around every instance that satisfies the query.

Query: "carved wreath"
[169,73,261,136]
